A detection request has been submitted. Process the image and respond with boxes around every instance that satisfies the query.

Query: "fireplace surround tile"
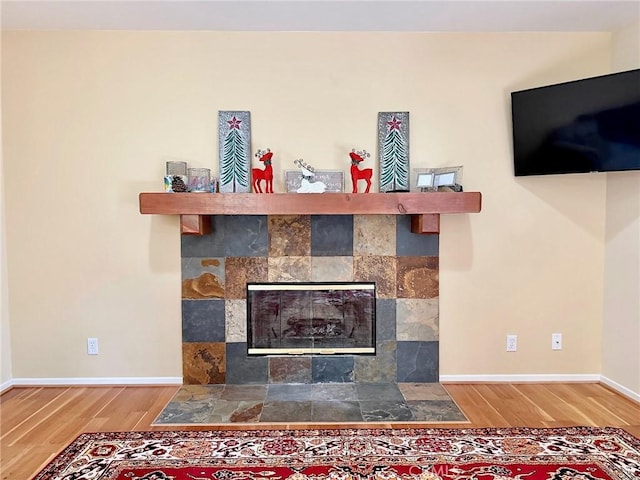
[311,215,354,256]
[396,215,439,256]
[354,214,396,256]
[376,299,397,341]
[354,340,396,383]
[396,298,439,341]
[224,257,268,299]
[311,256,354,282]
[221,215,268,257]
[182,342,226,385]
[396,256,439,298]
[268,215,311,256]
[268,356,312,384]
[396,341,439,383]
[311,356,355,383]
[180,214,441,386]
[267,256,312,282]
[182,299,225,342]
[182,258,225,299]
[224,299,246,343]
[225,342,268,384]
[353,255,396,298]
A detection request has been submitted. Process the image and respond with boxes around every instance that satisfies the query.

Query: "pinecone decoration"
[171,175,188,192]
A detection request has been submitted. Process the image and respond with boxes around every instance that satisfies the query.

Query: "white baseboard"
[600,375,640,403]
[7,377,183,388]
[439,373,602,383]
[0,379,14,393]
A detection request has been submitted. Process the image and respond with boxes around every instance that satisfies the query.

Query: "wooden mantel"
[139,191,482,235]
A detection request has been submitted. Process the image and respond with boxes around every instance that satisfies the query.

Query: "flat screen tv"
[511,69,640,177]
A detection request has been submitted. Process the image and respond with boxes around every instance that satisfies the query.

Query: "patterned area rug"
[33,426,639,480]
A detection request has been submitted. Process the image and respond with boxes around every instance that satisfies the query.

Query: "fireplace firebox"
[247,282,376,355]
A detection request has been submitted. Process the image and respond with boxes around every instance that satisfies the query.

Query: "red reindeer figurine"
[252,148,274,193]
[349,149,372,193]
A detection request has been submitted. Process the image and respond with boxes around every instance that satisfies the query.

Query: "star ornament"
[227,116,242,129]
[387,115,402,131]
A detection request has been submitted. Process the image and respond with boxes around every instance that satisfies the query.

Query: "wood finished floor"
[1,382,638,480]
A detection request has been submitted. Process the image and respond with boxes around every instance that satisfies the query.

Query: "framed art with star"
[218,111,251,193]
[377,112,410,193]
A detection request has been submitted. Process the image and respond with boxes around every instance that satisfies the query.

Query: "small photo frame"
[416,172,435,190]
[412,166,463,192]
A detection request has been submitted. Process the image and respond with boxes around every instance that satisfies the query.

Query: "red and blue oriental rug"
[33,426,639,479]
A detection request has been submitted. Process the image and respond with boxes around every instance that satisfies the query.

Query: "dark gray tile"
[182,299,225,342]
[225,343,269,384]
[312,401,363,422]
[266,383,313,401]
[311,215,353,256]
[407,400,468,422]
[376,299,396,341]
[181,216,225,257]
[356,382,404,401]
[396,215,439,256]
[359,400,414,422]
[222,215,268,257]
[260,401,312,422]
[396,341,439,383]
[312,356,354,383]
[183,215,268,258]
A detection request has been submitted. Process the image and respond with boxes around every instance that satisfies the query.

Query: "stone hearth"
[180,213,439,385]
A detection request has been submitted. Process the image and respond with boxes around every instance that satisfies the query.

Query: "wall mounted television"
[511,69,640,177]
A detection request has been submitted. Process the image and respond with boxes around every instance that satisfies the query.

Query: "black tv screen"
[511,69,640,177]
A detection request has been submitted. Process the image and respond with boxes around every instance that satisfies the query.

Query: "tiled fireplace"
[180,213,439,385]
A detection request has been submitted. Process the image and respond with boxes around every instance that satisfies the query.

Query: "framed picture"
[378,112,410,192]
[285,170,344,193]
[412,166,463,192]
[218,111,251,193]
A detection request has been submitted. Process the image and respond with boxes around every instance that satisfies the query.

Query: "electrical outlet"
[87,337,99,355]
[506,334,517,352]
[552,333,562,350]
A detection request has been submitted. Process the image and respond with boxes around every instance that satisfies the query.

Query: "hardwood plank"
[1,383,638,480]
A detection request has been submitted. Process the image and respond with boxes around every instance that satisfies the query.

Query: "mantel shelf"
[139,191,482,235]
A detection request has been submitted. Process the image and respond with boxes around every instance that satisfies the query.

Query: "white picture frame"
[412,166,463,192]
[285,170,344,193]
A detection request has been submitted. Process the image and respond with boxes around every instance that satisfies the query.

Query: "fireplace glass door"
[247,282,375,355]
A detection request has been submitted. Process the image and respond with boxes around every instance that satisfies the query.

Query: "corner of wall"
[0,62,14,389]
[601,20,640,397]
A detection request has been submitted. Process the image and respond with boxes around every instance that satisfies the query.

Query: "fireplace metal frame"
[246,282,376,355]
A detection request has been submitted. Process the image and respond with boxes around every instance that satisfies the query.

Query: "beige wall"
[602,22,640,396]
[1,31,615,382]
[1,31,12,389]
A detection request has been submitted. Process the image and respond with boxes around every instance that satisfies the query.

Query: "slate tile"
[268,215,311,256]
[396,256,438,299]
[396,215,439,256]
[311,215,353,256]
[182,342,226,385]
[225,343,268,384]
[396,341,439,383]
[182,299,225,343]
